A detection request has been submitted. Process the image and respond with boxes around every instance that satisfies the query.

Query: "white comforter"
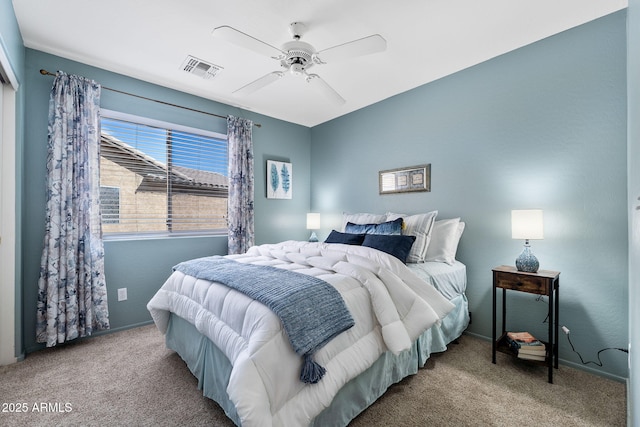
[147,241,454,426]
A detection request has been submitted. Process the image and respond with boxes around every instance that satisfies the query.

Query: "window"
[99,110,228,238]
[99,186,120,224]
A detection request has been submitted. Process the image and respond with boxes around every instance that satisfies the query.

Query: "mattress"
[407,260,467,300]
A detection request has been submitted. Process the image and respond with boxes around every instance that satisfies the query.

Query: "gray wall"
[21,49,311,353]
[311,12,628,379]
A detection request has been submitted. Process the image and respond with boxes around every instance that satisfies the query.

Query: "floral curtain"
[227,115,255,254]
[36,71,110,347]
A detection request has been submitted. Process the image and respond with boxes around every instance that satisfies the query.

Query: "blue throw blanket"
[173,256,355,383]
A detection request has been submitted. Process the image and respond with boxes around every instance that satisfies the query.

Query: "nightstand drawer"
[494,271,548,294]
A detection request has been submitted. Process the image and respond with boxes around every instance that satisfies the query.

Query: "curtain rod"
[39,69,261,128]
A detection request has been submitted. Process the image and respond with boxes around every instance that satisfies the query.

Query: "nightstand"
[491,265,560,383]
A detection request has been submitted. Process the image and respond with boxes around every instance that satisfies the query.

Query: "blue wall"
[21,49,311,353]
[311,12,628,379]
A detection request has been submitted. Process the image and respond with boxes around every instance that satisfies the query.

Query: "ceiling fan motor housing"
[281,41,315,74]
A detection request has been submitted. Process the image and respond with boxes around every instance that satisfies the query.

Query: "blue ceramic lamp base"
[308,232,318,242]
[515,240,539,273]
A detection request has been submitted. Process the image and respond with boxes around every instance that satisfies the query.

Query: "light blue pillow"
[345,217,403,235]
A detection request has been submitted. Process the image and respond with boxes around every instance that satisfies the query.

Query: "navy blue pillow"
[361,234,417,263]
[345,217,403,235]
[324,230,366,245]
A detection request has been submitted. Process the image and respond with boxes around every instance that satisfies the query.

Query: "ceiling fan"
[212,22,387,105]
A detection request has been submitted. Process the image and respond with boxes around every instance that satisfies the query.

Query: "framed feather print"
[267,160,293,199]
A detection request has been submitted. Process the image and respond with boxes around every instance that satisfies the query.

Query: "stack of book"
[505,331,546,361]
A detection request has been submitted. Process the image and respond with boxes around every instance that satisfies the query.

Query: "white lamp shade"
[306,213,321,230]
[511,209,544,240]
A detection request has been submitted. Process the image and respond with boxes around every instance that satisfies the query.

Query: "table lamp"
[511,209,544,272]
[307,213,320,242]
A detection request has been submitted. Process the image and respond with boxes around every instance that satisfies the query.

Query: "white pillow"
[425,218,465,265]
[341,212,387,232]
[386,211,438,263]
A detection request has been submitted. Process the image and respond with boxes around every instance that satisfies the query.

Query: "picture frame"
[379,164,431,194]
[267,160,293,199]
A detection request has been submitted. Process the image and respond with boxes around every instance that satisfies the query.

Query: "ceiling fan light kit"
[212,21,386,105]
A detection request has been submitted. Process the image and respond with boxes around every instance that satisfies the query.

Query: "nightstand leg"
[555,278,560,369]
[492,275,496,364]
[548,285,554,384]
[501,288,506,335]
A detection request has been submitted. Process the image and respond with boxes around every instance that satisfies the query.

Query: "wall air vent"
[181,56,222,79]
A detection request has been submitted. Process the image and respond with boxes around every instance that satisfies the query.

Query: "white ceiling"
[12,0,627,127]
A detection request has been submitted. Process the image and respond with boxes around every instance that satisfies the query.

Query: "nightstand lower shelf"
[495,333,550,365]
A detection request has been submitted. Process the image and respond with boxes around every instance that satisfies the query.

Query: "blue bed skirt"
[165,293,469,426]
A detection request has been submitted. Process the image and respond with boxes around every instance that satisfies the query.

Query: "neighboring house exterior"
[99,133,228,234]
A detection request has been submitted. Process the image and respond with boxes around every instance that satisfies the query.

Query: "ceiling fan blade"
[316,34,386,63]
[306,74,345,105]
[233,72,284,96]
[213,26,283,58]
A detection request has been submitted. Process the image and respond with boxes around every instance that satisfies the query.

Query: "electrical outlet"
[117,288,127,301]
[562,325,570,335]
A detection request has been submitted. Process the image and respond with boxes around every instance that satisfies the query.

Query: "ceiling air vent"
[181,56,222,79]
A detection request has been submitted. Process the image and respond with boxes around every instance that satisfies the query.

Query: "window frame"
[100,109,229,241]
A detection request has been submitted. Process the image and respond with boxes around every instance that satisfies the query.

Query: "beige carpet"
[0,325,626,426]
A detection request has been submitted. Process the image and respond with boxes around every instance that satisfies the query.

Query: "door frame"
[0,42,19,365]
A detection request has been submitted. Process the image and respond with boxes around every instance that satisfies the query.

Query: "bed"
[148,213,468,426]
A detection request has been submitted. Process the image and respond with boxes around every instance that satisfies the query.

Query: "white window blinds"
[99,111,228,237]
